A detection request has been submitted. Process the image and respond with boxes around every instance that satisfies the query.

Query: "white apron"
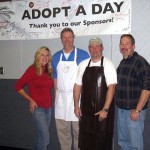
[55,48,79,121]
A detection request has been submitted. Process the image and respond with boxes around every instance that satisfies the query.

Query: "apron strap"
[100,56,104,67]
[87,56,104,67]
[87,59,91,67]
[60,48,77,62]
[59,51,63,61]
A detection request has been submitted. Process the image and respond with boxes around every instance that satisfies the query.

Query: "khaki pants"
[55,119,79,150]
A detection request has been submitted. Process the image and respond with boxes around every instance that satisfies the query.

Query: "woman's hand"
[29,100,38,112]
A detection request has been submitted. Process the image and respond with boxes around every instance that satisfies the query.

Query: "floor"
[0,147,30,150]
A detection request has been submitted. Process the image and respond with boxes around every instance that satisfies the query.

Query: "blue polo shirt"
[52,48,90,79]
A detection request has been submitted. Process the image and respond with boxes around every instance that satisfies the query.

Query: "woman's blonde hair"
[32,46,53,77]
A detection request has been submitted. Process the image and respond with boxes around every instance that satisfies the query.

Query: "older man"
[74,37,117,150]
[115,34,150,150]
[52,28,89,150]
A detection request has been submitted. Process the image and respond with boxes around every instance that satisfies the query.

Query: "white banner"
[0,0,131,40]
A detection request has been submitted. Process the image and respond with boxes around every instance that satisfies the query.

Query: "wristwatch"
[102,108,109,112]
[135,108,141,113]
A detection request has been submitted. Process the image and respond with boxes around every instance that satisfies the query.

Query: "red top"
[15,66,53,108]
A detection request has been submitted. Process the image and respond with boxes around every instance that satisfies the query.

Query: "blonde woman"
[15,46,53,150]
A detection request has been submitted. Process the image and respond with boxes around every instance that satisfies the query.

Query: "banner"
[0,0,131,40]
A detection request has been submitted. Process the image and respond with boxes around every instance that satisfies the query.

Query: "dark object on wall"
[0,0,12,2]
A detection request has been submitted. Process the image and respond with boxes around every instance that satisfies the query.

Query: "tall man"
[74,37,117,150]
[115,34,150,150]
[52,27,89,150]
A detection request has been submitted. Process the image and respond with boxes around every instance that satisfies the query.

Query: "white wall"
[0,0,150,79]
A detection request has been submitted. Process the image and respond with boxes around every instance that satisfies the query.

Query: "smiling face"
[119,35,135,59]
[39,48,50,66]
[61,31,74,52]
[89,42,103,62]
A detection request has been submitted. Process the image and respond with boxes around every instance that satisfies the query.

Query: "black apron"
[79,57,115,150]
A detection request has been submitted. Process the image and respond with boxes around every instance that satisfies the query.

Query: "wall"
[0,0,150,149]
